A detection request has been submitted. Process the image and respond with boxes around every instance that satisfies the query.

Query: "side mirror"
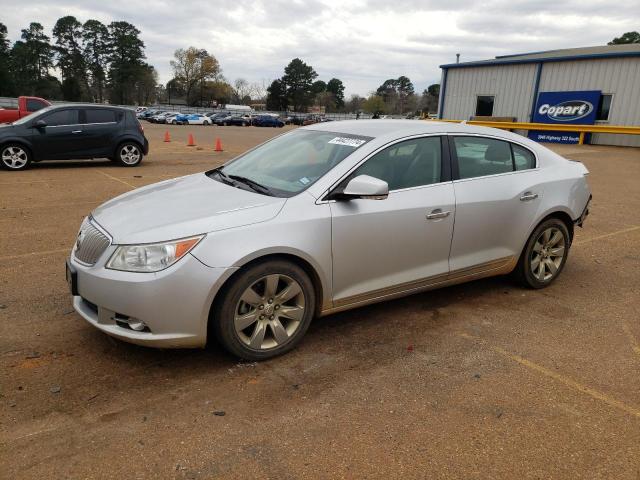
[333,175,389,200]
[33,119,47,129]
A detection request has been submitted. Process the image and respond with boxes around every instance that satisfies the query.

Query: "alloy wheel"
[530,227,565,281]
[120,145,141,165]
[2,146,28,169]
[234,274,305,350]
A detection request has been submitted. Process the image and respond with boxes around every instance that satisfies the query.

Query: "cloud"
[1,0,638,96]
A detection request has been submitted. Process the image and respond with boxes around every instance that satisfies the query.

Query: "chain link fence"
[0,96,385,121]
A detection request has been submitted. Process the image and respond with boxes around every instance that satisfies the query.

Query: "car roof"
[50,104,133,112]
[301,119,536,145]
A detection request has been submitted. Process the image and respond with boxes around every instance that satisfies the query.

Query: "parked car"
[213,114,233,126]
[207,111,230,121]
[173,113,212,125]
[67,120,590,360]
[302,115,323,126]
[1,104,149,170]
[0,96,51,124]
[139,109,163,120]
[253,115,284,128]
[150,112,179,124]
[135,107,148,114]
[218,114,251,126]
[284,115,306,125]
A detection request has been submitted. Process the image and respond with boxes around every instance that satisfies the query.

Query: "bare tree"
[170,47,220,105]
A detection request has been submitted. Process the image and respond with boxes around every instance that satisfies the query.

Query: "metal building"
[437,44,640,146]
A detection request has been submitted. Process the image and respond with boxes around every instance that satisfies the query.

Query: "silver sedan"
[67,121,591,360]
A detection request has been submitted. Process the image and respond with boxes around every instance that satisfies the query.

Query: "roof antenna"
[456,53,460,64]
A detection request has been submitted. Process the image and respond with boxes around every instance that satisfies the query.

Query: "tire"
[513,218,570,289]
[224,122,229,126]
[1,143,31,171]
[212,260,316,361]
[115,142,143,167]
[203,121,210,126]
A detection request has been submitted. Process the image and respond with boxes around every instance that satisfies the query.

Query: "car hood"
[92,173,286,244]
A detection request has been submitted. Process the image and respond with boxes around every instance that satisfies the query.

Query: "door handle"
[71,130,83,134]
[520,192,538,201]
[426,209,451,220]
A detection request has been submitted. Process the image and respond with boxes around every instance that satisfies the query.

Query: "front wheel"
[1,144,31,171]
[212,260,316,360]
[116,142,143,167]
[514,218,570,288]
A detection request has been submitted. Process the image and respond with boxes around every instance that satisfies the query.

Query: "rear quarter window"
[512,144,536,170]
[26,99,48,112]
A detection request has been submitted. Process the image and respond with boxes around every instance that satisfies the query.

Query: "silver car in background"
[66,120,591,360]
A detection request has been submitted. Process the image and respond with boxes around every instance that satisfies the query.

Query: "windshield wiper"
[210,167,235,186]
[228,175,274,196]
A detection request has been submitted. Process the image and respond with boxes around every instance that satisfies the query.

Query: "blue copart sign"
[529,90,601,144]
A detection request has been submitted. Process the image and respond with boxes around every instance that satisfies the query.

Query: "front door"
[330,136,455,307]
[31,108,84,159]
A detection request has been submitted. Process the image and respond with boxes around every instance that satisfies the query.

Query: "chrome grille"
[73,218,111,266]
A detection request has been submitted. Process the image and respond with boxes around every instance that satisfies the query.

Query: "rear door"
[330,135,455,306]
[448,135,543,272]
[79,108,121,158]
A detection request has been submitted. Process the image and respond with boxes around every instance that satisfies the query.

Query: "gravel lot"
[1,123,639,479]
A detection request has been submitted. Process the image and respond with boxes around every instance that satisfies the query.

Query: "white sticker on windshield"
[328,137,366,148]
[299,177,310,185]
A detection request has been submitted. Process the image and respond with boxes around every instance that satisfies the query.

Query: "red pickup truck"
[0,96,51,124]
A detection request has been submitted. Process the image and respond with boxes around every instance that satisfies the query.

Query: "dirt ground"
[1,123,639,479]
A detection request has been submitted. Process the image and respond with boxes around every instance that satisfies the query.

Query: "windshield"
[208,129,372,197]
[11,105,56,126]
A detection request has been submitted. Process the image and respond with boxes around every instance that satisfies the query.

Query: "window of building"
[351,136,442,191]
[596,94,612,121]
[475,96,495,116]
[42,109,79,127]
[84,109,117,124]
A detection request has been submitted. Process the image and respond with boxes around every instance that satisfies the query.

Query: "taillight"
[137,120,144,133]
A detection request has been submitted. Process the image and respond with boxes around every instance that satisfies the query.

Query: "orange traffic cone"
[214,138,223,152]
[163,131,171,142]
[187,133,196,147]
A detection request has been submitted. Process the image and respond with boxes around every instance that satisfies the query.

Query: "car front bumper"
[69,251,236,348]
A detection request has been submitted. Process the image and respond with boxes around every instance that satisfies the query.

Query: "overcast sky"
[1,0,638,96]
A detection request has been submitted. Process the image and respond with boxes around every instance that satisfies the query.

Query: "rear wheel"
[1,144,31,171]
[116,142,143,167]
[212,260,315,360]
[514,218,570,288]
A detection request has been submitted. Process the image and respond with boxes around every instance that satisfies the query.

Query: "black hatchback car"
[0,104,149,171]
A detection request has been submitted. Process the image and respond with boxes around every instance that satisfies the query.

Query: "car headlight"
[106,235,204,273]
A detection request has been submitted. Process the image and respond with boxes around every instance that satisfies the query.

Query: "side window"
[596,94,612,121]
[26,99,48,112]
[512,144,536,170]
[42,109,79,127]
[453,136,512,179]
[351,136,442,191]
[84,109,117,124]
